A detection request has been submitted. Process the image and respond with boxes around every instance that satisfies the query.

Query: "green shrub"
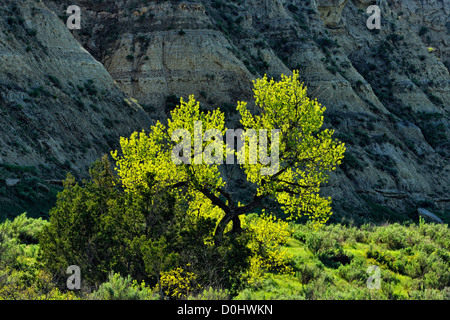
[0,163,37,174]
[26,29,37,36]
[29,86,44,98]
[190,287,230,300]
[48,75,61,88]
[341,150,364,171]
[90,272,157,300]
[305,232,329,254]
[326,65,339,75]
[374,224,408,250]
[337,256,367,285]
[318,245,352,269]
[386,33,403,44]
[0,213,48,260]
[7,17,16,25]
[315,36,336,49]
[354,225,371,243]
[293,229,307,242]
[409,288,450,300]
[84,79,97,96]
[418,26,429,36]
[296,263,322,284]
[287,4,299,12]
[300,275,335,300]
[423,258,450,289]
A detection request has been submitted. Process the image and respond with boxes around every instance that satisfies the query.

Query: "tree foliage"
[112,71,345,241]
[38,156,252,295]
[238,73,345,227]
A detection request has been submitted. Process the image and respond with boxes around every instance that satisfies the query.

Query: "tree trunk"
[214,213,233,246]
[231,215,242,234]
[214,211,243,245]
[156,271,164,300]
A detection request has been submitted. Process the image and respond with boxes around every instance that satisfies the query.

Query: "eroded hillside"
[0,0,152,218]
[1,0,449,222]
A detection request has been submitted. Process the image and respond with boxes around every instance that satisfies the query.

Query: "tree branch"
[216,187,235,209]
[197,186,231,214]
[235,194,264,215]
[167,181,188,189]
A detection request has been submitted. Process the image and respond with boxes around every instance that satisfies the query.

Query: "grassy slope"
[235,221,450,300]
[1,212,449,300]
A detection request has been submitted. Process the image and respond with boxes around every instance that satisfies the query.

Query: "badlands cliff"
[1,0,449,222]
